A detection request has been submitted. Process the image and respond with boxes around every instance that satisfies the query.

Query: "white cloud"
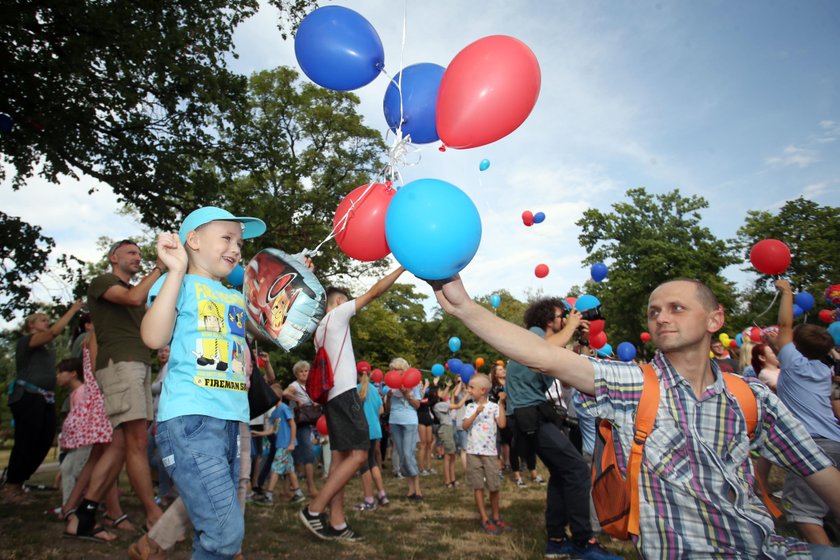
[818,120,840,143]
[765,145,820,168]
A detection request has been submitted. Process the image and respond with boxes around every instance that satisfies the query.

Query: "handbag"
[295,404,322,426]
[248,371,279,419]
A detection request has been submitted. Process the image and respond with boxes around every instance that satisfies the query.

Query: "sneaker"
[394,472,404,479]
[515,478,527,488]
[355,500,376,511]
[568,539,623,560]
[481,519,501,535]
[252,493,273,506]
[290,490,305,504]
[545,538,575,559]
[324,524,363,541]
[419,469,432,476]
[493,519,512,532]
[532,475,546,485]
[298,507,331,540]
[771,489,783,500]
[378,494,390,506]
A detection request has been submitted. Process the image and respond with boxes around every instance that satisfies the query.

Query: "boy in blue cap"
[141,206,265,559]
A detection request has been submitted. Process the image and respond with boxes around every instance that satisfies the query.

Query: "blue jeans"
[292,423,315,464]
[390,423,419,477]
[810,544,840,559]
[156,415,243,560]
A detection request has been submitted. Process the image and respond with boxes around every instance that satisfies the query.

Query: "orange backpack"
[591,364,781,540]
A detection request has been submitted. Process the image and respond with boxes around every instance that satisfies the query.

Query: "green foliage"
[0,212,55,320]
[577,187,739,344]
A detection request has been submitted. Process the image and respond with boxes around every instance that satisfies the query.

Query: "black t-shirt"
[11,335,56,404]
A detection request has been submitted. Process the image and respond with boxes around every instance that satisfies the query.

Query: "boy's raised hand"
[156,232,188,273]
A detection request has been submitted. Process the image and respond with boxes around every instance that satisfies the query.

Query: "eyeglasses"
[108,239,137,256]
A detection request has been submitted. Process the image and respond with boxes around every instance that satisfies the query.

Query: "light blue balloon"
[533,212,545,224]
[616,342,636,362]
[449,336,461,353]
[294,6,384,91]
[226,264,245,288]
[431,363,445,377]
[385,178,482,280]
[596,343,613,358]
[490,294,501,309]
[828,322,840,346]
[383,63,445,144]
[792,304,804,319]
[795,292,815,312]
[575,294,601,312]
[479,159,490,171]
[591,262,608,282]
[735,333,743,348]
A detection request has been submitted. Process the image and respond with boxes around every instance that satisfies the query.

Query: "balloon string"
[307,180,382,257]
[752,289,780,322]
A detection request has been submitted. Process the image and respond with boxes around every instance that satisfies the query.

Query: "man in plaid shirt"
[432,276,840,559]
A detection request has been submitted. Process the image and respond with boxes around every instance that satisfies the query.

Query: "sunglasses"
[108,239,137,256]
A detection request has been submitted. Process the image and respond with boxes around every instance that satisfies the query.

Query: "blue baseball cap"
[179,206,266,244]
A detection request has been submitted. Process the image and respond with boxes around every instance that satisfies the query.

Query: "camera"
[579,305,604,322]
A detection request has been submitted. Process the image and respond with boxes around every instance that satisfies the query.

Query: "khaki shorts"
[782,438,840,525]
[439,424,456,455]
[466,454,500,492]
[97,360,152,427]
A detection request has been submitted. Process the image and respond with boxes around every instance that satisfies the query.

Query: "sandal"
[63,525,117,543]
[105,513,136,532]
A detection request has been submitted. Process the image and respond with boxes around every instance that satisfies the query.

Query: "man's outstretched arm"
[431,276,596,395]
[355,266,405,312]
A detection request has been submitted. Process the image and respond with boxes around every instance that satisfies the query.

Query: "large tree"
[577,188,739,346]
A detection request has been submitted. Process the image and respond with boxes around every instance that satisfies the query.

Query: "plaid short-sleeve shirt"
[580,352,833,559]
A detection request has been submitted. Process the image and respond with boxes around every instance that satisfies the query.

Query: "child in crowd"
[463,374,508,535]
[256,386,304,505]
[141,206,266,558]
[433,379,459,488]
[356,366,389,510]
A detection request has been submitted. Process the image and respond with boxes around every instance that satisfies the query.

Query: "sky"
[3,0,840,326]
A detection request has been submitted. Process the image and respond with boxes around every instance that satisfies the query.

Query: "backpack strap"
[628,363,660,536]
[723,373,782,519]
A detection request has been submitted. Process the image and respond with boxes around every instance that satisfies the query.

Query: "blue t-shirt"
[270,403,295,449]
[358,383,383,440]
[388,386,422,425]
[505,326,553,413]
[572,390,596,456]
[777,342,840,442]
[149,274,249,423]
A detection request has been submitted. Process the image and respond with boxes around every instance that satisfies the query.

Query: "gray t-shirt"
[11,334,56,404]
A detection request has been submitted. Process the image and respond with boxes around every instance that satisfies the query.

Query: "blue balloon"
[735,333,743,348]
[591,262,608,282]
[575,294,601,312]
[459,364,475,384]
[792,304,804,319]
[447,358,464,373]
[828,322,840,346]
[226,264,245,288]
[533,212,545,224]
[596,343,613,358]
[490,294,501,309]
[385,178,482,280]
[616,342,636,362]
[448,336,461,353]
[479,159,491,171]
[383,63,445,144]
[294,6,384,91]
[431,363,445,377]
[795,292,815,313]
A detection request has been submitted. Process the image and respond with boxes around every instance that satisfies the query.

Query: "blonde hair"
[739,340,755,373]
[470,373,492,391]
[389,357,410,371]
[24,313,47,332]
[358,370,370,401]
[293,361,310,375]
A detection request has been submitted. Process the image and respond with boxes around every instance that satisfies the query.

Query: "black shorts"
[325,389,369,452]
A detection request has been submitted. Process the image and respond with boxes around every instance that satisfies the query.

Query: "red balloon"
[590,331,608,350]
[749,326,762,343]
[437,35,541,149]
[402,368,422,389]
[522,210,534,226]
[565,297,577,308]
[749,239,791,276]
[729,339,738,349]
[316,415,328,436]
[640,332,651,343]
[535,263,549,278]
[384,370,403,389]
[333,183,396,261]
[589,319,605,337]
[371,368,383,383]
[819,309,836,323]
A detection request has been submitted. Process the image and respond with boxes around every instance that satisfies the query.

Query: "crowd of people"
[3,204,840,559]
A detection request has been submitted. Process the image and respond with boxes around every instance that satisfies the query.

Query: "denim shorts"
[454,428,468,453]
[156,415,244,559]
[292,423,315,465]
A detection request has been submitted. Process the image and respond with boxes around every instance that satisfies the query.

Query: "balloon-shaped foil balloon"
[616,342,636,362]
[479,159,491,171]
[795,292,815,313]
[533,212,545,224]
[244,249,326,351]
[590,262,608,282]
[437,35,541,149]
[431,363,445,377]
[490,294,502,309]
[294,6,384,91]
[226,264,245,288]
[449,336,461,353]
[333,182,395,261]
[749,239,791,276]
[383,63,446,144]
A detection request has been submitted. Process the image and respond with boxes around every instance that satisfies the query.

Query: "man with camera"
[504,297,619,560]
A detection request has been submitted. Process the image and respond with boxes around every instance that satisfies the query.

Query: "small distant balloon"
[533,211,545,224]
[616,342,636,362]
[828,322,840,346]
[535,263,549,278]
[371,368,383,383]
[794,292,815,313]
[596,343,613,358]
[431,363,445,377]
[590,262,608,282]
[819,309,836,323]
[640,332,651,343]
[490,294,501,309]
[792,304,804,319]
[448,336,461,353]
[522,210,534,226]
[479,159,490,171]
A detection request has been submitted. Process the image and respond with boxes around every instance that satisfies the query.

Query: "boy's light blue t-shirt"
[777,341,840,442]
[358,383,383,440]
[388,385,422,425]
[149,274,249,423]
[270,403,295,448]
